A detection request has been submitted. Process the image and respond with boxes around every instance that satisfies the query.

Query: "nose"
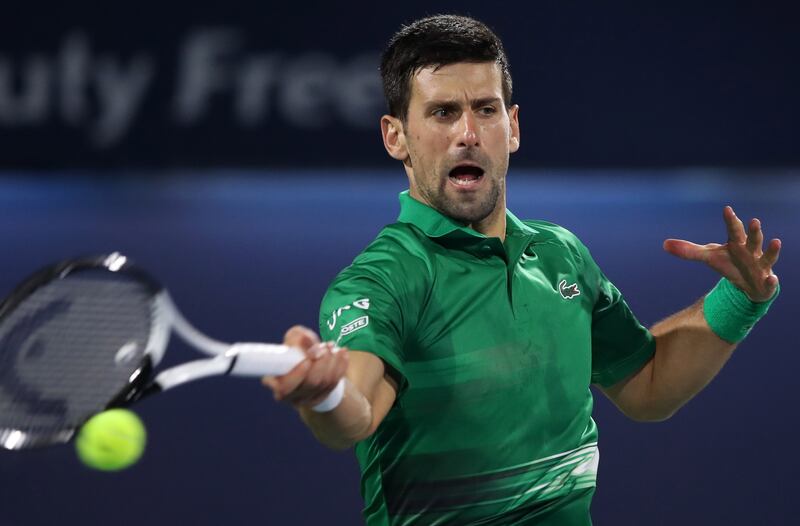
[457,112,480,148]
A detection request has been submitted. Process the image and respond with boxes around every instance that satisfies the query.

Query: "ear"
[381,114,409,161]
[508,104,521,153]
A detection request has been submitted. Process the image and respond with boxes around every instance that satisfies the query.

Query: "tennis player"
[262,15,781,525]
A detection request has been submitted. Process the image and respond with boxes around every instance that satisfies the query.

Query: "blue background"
[1,1,799,524]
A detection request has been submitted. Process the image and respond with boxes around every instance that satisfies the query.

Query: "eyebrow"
[470,97,503,108]
[424,97,503,110]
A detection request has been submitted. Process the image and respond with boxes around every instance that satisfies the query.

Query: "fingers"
[740,213,780,269]
[761,238,781,269]
[724,206,746,244]
[739,213,780,270]
[665,208,782,302]
[663,239,716,262]
[264,325,322,400]
[303,346,350,407]
[746,218,764,255]
[289,343,350,407]
[283,325,320,352]
[765,273,780,291]
[262,341,349,407]
[262,358,311,400]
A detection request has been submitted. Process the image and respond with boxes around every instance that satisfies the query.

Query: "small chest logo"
[558,280,581,300]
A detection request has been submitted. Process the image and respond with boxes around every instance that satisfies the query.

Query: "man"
[262,15,781,525]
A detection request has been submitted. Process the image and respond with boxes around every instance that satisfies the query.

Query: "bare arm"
[262,326,397,450]
[602,299,735,421]
[601,206,780,421]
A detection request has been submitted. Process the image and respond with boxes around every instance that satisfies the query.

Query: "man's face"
[386,62,520,225]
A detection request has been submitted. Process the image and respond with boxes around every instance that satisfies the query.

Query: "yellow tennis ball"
[75,409,147,471]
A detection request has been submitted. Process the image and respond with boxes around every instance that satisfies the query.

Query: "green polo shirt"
[319,191,655,526]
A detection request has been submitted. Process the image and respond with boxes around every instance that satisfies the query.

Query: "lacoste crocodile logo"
[558,280,581,300]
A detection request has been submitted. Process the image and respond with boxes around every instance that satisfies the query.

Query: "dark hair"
[380,15,513,120]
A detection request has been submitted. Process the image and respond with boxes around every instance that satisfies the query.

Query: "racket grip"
[228,343,345,411]
[228,343,307,376]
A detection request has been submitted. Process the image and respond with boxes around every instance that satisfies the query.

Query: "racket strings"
[0,275,156,446]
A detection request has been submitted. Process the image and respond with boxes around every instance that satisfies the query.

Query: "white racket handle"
[228,343,345,412]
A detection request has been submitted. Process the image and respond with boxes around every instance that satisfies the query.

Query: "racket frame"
[0,253,344,450]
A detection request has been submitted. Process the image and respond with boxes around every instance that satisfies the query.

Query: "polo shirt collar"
[396,190,538,240]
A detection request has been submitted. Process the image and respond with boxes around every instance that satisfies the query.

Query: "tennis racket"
[0,252,344,450]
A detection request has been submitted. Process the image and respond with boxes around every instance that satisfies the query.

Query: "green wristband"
[703,278,779,343]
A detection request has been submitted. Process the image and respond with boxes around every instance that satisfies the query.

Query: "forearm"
[606,274,779,422]
[295,350,396,450]
[644,298,736,419]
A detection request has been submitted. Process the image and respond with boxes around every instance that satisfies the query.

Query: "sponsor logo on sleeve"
[326,298,370,331]
[352,298,370,309]
[340,315,369,337]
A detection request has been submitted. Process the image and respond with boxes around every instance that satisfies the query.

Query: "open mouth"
[448,165,485,187]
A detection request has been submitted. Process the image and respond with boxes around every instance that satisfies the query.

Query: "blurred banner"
[0,3,798,169]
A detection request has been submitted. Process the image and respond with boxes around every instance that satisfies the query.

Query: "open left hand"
[663,206,781,302]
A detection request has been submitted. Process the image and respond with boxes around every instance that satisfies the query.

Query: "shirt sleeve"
[319,270,408,390]
[577,242,656,387]
[319,231,427,392]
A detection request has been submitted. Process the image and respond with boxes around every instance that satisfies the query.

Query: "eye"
[478,106,497,116]
[432,108,451,118]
